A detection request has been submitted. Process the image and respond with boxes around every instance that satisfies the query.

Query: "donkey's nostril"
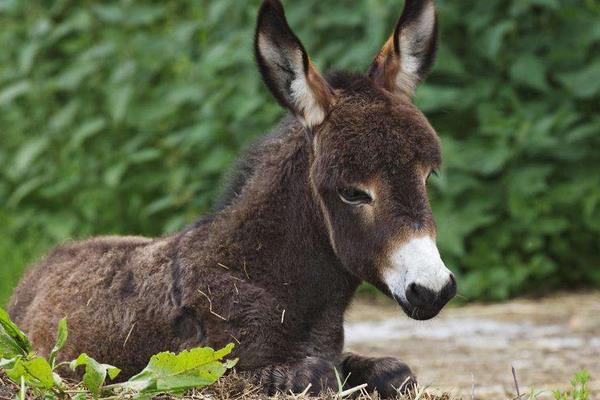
[441,274,457,304]
[406,283,436,308]
[449,273,456,286]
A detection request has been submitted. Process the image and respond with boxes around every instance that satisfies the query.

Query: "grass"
[1,369,593,400]
[0,370,456,400]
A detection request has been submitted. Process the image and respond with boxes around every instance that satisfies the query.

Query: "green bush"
[1,0,599,304]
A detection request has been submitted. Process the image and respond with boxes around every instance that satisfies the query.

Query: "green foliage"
[553,370,591,400]
[1,309,57,393]
[0,0,599,302]
[49,318,68,368]
[0,308,236,398]
[0,308,31,358]
[122,344,237,396]
[70,353,121,395]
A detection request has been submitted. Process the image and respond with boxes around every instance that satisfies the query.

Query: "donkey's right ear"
[255,0,333,129]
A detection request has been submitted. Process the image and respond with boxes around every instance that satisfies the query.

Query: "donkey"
[8,0,456,397]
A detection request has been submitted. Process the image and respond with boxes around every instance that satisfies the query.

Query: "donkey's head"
[255,0,455,320]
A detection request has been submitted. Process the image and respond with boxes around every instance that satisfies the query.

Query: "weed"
[510,368,592,400]
[552,370,590,400]
[0,308,236,398]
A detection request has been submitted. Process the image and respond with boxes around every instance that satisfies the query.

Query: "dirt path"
[345,292,600,399]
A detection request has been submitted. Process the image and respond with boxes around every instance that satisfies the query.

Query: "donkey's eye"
[338,188,372,205]
[427,169,439,181]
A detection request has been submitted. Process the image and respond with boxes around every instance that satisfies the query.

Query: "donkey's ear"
[368,0,438,98]
[255,0,333,128]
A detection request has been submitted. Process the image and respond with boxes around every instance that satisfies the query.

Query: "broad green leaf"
[480,21,515,60]
[0,308,31,358]
[123,343,236,394]
[4,356,55,389]
[11,137,49,179]
[103,163,128,187]
[0,80,30,106]
[0,356,20,369]
[49,318,68,367]
[6,176,48,207]
[50,62,99,90]
[415,85,463,113]
[557,60,600,99]
[509,55,547,91]
[108,84,134,123]
[70,353,121,395]
[49,101,80,133]
[69,118,106,149]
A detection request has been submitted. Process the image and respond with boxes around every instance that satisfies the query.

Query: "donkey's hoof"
[369,357,417,398]
[257,356,337,396]
[289,356,337,395]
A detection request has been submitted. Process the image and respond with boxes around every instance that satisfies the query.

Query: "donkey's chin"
[394,296,443,321]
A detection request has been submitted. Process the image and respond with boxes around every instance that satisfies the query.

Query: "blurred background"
[1,1,600,396]
[1,0,599,307]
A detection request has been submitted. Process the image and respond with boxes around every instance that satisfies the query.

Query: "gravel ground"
[345,292,600,399]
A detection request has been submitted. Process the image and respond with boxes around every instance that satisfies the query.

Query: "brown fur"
[8,1,450,397]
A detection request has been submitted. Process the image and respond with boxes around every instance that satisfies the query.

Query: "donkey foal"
[9,0,456,397]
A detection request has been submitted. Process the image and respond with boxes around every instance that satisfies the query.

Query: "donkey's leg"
[247,356,337,396]
[340,352,417,398]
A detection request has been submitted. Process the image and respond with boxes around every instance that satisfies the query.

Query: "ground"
[345,292,600,399]
[1,292,598,399]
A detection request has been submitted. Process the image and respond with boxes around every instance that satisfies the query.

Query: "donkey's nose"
[406,283,436,308]
[406,274,457,309]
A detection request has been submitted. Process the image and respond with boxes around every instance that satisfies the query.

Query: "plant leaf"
[0,308,31,358]
[4,356,55,389]
[49,318,68,367]
[557,60,600,99]
[70,353,121,395]
[122,343,236,394]
[0,356,20,369]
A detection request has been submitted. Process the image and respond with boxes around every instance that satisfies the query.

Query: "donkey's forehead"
[319,94,441,178]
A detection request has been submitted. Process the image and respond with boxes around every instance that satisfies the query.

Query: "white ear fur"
[289,70,327,128]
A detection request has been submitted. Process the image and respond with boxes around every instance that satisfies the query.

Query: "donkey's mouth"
[394,296,443,321]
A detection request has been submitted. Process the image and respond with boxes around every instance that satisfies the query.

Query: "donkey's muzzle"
[402,274,457,320]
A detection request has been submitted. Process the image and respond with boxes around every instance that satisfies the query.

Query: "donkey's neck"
[188,118,360,310]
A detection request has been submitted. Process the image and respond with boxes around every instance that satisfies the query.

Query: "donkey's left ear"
[368,0,438,99]
[255,0,333,129]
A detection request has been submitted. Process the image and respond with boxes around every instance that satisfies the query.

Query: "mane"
[326,70,381,98]
[190,70,375,228]
[188,117,295,229]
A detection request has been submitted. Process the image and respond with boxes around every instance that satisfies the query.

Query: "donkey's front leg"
[341,352,417,398]
[247,356,337,396]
